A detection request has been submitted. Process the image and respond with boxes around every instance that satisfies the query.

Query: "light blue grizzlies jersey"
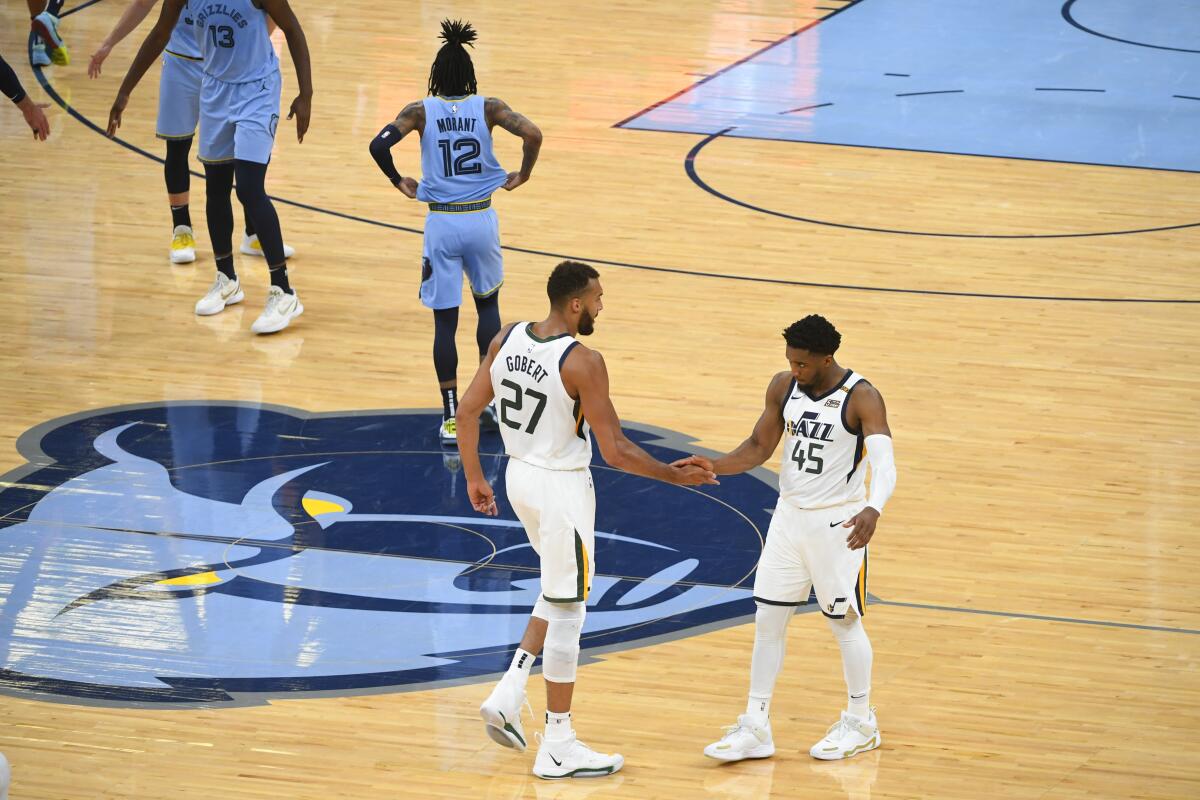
[416,96,508,204]
[166,1,201,60]
[192,0,278,83]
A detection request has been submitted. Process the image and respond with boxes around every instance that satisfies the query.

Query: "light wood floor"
[1,1,1198,798]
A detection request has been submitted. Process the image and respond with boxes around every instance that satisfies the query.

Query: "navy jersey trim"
[783,377,797,416]
[558,340,580,369]
[497,322,521,350]
[805,368,853,402]
[840,377,868,435]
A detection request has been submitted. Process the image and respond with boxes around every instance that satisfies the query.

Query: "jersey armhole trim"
[840,378,868,435]
[782,377,797,417]
[497,322,521,350]
[558,340,580,369]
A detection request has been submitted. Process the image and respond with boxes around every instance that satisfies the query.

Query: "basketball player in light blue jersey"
[370,19,544,445]
[107,0,312,335]
[89,0,296,266]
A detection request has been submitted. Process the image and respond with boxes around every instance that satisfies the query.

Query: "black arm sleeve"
[368,124,404,186]
[1,51,27,106]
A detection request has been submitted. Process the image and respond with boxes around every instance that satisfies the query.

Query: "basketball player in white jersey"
[455,260,718,779]
[683,315,897,762]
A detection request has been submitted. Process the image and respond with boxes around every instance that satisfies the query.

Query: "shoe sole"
[704,744,775,762]
[195,289,244,316]
[171,251,196,264]
[810,734,880,761]
[251,300,303,335]
[533,758,624,780]
[479,706,526,751]
[241,245,297,258]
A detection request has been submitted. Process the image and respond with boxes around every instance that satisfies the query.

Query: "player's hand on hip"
[287,93,311,143]
[501,171,527,191]
[88,46,111,79]
[397,177,418,198]
[105,94,128,138]
[671,463,719,486]
[843,507,880,550]
[468,479,499,516]
[671,454,714,472]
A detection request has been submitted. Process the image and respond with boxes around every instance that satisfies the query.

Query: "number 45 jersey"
[779,370,870,510]
[490,323,592,471]
[417,95,508,204]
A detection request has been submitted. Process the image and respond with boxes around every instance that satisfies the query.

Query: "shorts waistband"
[428,198,491,213]
[510,455,589,473]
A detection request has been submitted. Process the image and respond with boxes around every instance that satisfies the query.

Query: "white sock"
[746,603,793,726]
[504,648,535,689]
[827,614,873,720]
[545,710,572,741]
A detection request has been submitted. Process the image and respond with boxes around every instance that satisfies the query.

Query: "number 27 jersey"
[779,370,869,510]
[417,95,508,204]
[490,324,592,471]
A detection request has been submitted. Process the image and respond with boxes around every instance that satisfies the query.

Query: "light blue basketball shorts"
[155,53,202,140]
[420,206,504,310]
[198,69,281,164]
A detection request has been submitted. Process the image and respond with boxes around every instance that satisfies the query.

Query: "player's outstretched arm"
[261,0,312,143]
[107,0,183,136]
[368,101,424,198]
[842,383,895,550]
[676,372,789,476]
[565,348,717,486]
[485,97,542,192]
[89,0,158,79]
[457,324,515,516]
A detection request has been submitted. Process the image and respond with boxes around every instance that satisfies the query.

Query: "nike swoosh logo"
[829,520,844,528]
[550,755,562,766]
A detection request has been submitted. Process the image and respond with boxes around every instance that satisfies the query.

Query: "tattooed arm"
[486,97,543,192]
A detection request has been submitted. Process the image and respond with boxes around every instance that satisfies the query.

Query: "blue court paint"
[621,0,1200,172]
[0,404,779,706]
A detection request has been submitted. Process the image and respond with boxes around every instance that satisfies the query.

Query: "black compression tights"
[431,292,503,385]
[164,137,192,195]
[203,161,235,258]
[234,160,286,266]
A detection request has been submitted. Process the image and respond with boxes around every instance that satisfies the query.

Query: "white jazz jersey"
[779,370,869,509]
[490,323,591,471]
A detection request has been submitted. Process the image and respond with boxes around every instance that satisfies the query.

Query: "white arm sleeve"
[865,434,896,514]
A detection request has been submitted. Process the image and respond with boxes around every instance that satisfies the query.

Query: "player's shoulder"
[848,375,884,404]
[561,340,601,370]
[767,370,793,395]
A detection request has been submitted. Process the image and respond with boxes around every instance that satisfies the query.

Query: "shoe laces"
[262,286,285,315]
[206,274,226,295]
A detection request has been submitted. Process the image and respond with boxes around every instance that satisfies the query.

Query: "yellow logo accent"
[302,497,345,517]
[157,571,221,587]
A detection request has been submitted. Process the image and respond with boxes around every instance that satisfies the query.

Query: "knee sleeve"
[164,137,193,195]
[540,600,585,683]
[826,612,873,697]
[749,601,794,699]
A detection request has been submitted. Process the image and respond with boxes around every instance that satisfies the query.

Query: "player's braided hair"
[428,19,478,97]
[782,315,842,355]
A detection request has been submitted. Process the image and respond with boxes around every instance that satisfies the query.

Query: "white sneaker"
[479,678,529,751]
[194,273,243,316]
[439,417,457,447]
[809,709,881,760]
[703,715,775,762]
[533,733,624,780]
[170,225,197,264]
[31,42,51,67]
[251,286,303,334]
[240,234,296,259]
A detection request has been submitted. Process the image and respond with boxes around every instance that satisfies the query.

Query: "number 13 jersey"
[491,324,592,471]
[779,369,869,510]
[417,95,508,204]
